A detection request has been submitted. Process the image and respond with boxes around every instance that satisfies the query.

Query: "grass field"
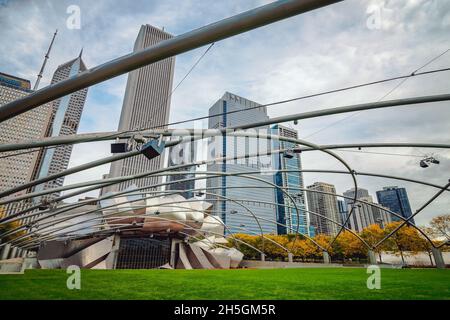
[0,268,448,300]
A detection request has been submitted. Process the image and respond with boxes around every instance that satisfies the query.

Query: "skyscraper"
[33,52,88,200]
[337,199,347,226]
[343,187,372,232]
[376,186,414,225]
[108,25,175,192]
[347,196,377,232]
[206,92,277,235]
[306,182,340,236]
[166,139,196,199]
[0,72,52,215]
[343,187,369,208]
[271,125,310,236]
[342,188,392,231]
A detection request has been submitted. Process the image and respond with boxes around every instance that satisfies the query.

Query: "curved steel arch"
[1,168,440,250]
[1,131,358,253]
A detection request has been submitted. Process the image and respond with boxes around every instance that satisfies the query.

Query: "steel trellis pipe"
[4,174,342,251]
[4,176,319,253]
[2,172,435,253]
[1,132,359,241]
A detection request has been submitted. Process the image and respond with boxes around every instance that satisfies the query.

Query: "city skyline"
[0,0,449,226]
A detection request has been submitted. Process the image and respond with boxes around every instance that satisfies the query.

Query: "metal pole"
[231,94,450,131]
[0,0,340,122]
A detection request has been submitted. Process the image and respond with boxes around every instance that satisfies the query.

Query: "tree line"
[227,215,450,264]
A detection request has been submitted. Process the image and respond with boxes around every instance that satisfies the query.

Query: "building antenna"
[34,29,58,91]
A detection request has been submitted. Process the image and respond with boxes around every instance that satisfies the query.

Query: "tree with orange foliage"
[292,239,317,261]
[383,221,426,265]
[360,224,386,262]
[0,206,25,242]
[256,235,289,260]
[334,231,365,259]
[312,234,333,258]
[228,233,259,259]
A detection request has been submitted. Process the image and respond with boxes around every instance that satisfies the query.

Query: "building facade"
[206,92,277,235]
[376,186,414,225]
[343,187,369,208]
[166,139,196,199]
[270,125,310,236]
[337,199,347,226]
[0,72,53,217]
[347,196,377,233]
[32,53,88,201]
[343,188,393,232]
[306,182,341,236]
[108,24,175,192]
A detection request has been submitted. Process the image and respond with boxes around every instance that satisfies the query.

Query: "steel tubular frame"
[2,170,447,250]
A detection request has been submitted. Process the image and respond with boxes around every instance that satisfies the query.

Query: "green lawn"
[0,268,448,300]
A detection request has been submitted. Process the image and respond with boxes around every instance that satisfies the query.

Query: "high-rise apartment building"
[343,188,392,232]
[347,196,377,232]
[306,182,341,236]
[33,53,88,200]
[271,125,311,236]
[376,186,414,225]
[206,92,277,235]
[108,25,175,192]
[343,188,369,207]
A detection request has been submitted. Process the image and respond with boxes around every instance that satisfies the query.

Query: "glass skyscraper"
[376,186,414,225]
[206,92,277,235]
[271,125,311,236]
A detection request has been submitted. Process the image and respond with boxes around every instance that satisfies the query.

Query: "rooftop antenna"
[34,29,57,91]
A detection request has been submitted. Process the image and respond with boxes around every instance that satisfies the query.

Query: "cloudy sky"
[1,0,449,226]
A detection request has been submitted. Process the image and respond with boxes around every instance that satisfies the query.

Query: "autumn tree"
[383,222,425,265]
[312,234,333,258]
[426,214,450,242]
[256,235,289,260]
[228,233,259,259]
[334,231,365,259]
[289,239,317,261]
[0,206,25,242]
[360,224,386,262]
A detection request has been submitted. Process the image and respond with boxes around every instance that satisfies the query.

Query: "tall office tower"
[108,25,175,192]
[0,72,52,216]
[271,125,311,236]
[166,139,196,199]
[33,53,88,200]
[206,92,277,235]
[306,182,341,236]
[376,186,414,225]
